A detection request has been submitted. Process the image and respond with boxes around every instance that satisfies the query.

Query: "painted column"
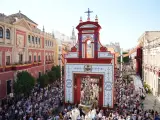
[4,26,6,44]
[74,76,77,104]
[76,76,81,104]
[78,33,82,58]
[99,76,103,107]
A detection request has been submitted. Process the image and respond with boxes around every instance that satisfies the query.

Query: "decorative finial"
[43,26,45,32]
[95,15,98,22]
[19,10,21,13]
[80,16,82,23]
[84,8,93,21]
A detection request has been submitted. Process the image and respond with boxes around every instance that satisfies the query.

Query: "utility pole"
[120,48,123,79]
[60,55,63,98]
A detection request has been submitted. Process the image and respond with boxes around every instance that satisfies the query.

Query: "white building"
[139,31,160,100]
[105,42,121,54]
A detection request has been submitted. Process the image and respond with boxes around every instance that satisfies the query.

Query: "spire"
[43,26,45,32]
[72,26,75,36]
[71,26,76,45]
[19,10,21,18]
[52,30,55,38]
[80,16,82,23]
[95,15,98,22]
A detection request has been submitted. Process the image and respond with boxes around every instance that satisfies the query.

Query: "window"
[35,37,37,44]
[28,35,31,43]
[38,38,40,44]
[46,40,47,46]
[50,41,51,46]
[34,55,36,62]
[29,55,32,62]
[46,56,47,61]
[49,56,50,61]
[6,29,10,39]
[32,36,34,43]
[59,46,61,52]
[6,56,10,65]
[48,41,49,46]
[19,54,23,63]
[0,27,3,38]
[38,55,41,62]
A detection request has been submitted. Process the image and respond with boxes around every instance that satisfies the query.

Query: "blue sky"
[1,0,160,49]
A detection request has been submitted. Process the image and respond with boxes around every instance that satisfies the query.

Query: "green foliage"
[117,52,130,63]
[47,70,56,83]
[144,82,152,94]
[37,74,49,88]
[51,65,61,80]
[13,71,35,96]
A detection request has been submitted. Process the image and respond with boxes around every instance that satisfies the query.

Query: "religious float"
[64,9,115,109]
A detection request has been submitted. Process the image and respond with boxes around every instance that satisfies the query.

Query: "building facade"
[0,12,55,99]
[105,42,121,68]
[55,28,76,66]
[139,31,160,100]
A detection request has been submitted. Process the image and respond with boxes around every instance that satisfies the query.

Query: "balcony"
[33,61,39,66]
[0,66,3,72]
[12,62,33,70]
[38,61,42,65]
[5,65,12,71]
[45,60,54,64]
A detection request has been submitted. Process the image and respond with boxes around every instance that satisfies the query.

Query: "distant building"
[0,11,55,99]
[105,42,121,67]
[106,42,121,54]
[55,27,76,66]
[138,31,160,100]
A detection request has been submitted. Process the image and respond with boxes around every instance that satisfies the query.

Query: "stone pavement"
[131,75,160,112]
[143,94,160,112]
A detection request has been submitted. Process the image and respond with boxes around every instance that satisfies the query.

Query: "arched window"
[6,29,10,39]
[86,40,92,58]
[32,36,34,43]
[0,27,3,38]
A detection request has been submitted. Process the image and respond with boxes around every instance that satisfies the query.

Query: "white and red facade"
[64,15,116,108]
[137,31,160,101]
[0,12,55,99]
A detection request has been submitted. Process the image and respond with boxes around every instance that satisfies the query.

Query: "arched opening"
[0,27,3,38]
[85,39,93,58]
[6,29,10,39]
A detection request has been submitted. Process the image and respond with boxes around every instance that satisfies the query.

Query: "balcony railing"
[45,60,54,64]
[12,62,33,70]
[0,60,53,72]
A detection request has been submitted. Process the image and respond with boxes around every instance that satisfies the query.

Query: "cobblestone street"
[131,75,160,112]
[143,94,160,112]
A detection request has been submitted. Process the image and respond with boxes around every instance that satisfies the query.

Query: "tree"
[117,52,130,63]
[37,74,49,88]
[51,65,61,80]
[47,70,56,83]
[13,71,35,96]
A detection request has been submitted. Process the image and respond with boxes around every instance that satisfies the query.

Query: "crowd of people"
[0,65,160,120]
[53,67,160,120]
[0,81,63,120]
